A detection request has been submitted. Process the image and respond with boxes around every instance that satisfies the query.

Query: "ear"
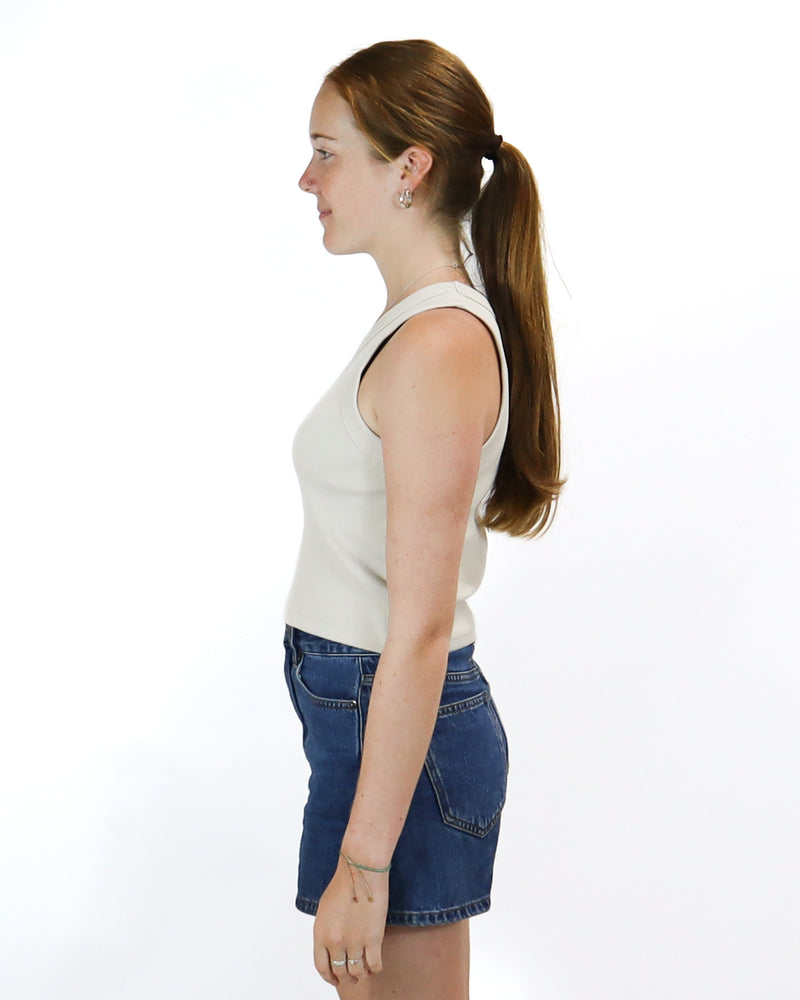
[397,146,434,190]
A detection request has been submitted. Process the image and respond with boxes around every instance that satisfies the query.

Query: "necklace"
[385,262,462,312]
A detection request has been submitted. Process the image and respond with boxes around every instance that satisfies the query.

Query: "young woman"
[283,39,564,999]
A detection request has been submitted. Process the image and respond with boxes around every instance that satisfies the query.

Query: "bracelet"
[340,852,392,873]
[339,851,391,903]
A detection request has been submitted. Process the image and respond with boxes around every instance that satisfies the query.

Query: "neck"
[372,219,466,314]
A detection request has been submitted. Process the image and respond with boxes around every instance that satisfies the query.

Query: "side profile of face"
[298,83,402,256]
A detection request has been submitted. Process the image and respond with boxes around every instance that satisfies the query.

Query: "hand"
[313,852,389,987]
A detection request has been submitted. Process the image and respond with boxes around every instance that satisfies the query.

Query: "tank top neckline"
[379,279,479,317]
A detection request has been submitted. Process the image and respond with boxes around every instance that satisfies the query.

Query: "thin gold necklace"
[385,262,462,312]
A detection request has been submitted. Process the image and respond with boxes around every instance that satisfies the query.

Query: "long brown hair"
[327,40,566,537]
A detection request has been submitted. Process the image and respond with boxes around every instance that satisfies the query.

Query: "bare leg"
[336,919,470,1000]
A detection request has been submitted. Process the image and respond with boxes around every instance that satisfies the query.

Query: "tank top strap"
[357,281,506,379]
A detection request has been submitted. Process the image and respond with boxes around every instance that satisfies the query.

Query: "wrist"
[339,834,394,872]
[338,849,390,904]
[340,850,391,873]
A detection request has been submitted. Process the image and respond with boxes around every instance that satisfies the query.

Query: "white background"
[1,1,797,997]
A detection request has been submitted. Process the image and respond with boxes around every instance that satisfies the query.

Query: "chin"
[322,232,362,257]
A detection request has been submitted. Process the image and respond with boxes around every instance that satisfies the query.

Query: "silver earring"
[398,188,413,209]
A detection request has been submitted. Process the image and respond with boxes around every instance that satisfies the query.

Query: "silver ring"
[347,956,364,964]
[331,958,347,967]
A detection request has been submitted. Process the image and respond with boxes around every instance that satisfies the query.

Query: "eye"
[314,148,333,161]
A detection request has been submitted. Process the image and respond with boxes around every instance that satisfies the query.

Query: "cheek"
[352,173,390,215]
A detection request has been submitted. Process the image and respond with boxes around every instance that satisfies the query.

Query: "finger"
[330,954,351,984]
[313,942,339,986]
[364,939,383,976]
[326,944,356,986]
[345,950,369,983]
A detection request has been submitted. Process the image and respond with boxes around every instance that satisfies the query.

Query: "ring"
[347,956,364,964]
[331,959,347,967]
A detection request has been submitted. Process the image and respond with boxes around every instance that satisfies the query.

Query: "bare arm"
[344,307,500,858]
[313,307,501,986]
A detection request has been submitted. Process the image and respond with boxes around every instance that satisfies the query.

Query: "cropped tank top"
[284,281,509,653]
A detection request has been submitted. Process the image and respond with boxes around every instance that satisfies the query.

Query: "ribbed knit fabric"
[284,282,509,652]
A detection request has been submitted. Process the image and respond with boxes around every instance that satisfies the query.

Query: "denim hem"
[295,894,491,927]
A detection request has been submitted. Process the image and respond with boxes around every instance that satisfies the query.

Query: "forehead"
[309,83,360,139]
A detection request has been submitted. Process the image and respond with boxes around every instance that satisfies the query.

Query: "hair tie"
[484,134,503,160]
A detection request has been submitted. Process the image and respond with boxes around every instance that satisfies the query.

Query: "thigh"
[336,920,470,1000]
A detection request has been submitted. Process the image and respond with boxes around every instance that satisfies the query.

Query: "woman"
[284,39,564,999]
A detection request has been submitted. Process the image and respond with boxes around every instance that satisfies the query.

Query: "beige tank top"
[284,281,509,652]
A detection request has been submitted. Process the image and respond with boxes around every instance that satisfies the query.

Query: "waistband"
[284,624,475,667]
[284,625,378,657]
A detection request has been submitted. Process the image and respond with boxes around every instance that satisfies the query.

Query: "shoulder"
[390,306,495,358]
[363,305,501,440]
[375,306,499,386]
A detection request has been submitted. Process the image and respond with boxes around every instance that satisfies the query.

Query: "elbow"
[383,616,454,663]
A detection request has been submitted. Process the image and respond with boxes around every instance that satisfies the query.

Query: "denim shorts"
[283,625,509,927]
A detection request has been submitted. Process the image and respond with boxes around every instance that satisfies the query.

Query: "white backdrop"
[1,1,798,997]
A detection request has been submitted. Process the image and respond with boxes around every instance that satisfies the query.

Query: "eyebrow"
[310,132,338,142]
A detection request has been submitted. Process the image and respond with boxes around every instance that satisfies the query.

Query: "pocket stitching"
[294,652,359,711]
[425,694,508,838]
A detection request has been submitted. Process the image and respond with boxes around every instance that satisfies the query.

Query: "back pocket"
[424,692,508,838]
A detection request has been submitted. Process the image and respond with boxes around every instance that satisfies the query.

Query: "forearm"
[341,632,451,864]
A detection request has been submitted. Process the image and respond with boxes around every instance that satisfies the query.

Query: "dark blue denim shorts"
[283,625,509,927]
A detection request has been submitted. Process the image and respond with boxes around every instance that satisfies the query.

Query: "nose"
[298,160,315,193]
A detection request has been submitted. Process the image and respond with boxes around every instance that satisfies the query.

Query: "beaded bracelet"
[340,851,391,902]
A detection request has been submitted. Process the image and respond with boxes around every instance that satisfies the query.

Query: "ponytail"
[472,142,566,537]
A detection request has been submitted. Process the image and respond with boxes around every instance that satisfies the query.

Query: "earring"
[398,188,413,209]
